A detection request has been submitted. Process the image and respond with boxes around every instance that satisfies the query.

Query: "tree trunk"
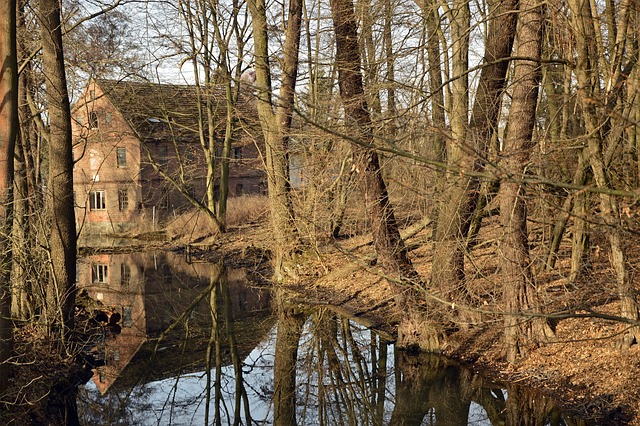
[431,0,517,298]
[13,2,42,320]
[567,0,639,346]
[248,0,303,281]
[39,0,77,344]
[430,0,470,293]
[544,151,588,271]
[0,0,18,391]
[179,0,223,234]
[358,0,382,118]
[570,173,590,282]
[500,0,553,363]
[330,0,413,277]
[422,0,447,234]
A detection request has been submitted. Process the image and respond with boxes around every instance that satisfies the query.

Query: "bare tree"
[499,0,554,362]
[330,0,413,278]
[0,0,18,391]
[248,0,303,281]
[431,0,518,300]
[567,0,639,346]
[39,0,77,344]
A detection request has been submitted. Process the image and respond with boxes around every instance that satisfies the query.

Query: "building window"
[116,147,127,168]
[121,263,131,285]
[89,112,98,129]
[233,147,243,159]
[158,145,168,166]
[118,189,128,211]
[89,190,106,210]
[92,264,108,283]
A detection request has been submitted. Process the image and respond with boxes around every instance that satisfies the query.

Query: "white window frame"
[91,264,108,284]
[89,190,106,210]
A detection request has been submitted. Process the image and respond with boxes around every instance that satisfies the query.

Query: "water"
[76,250,594,425]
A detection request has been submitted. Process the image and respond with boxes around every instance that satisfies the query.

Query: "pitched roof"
[93,78,258,142]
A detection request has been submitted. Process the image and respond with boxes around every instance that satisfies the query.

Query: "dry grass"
[225,194,269,226]
[163,195,269,243]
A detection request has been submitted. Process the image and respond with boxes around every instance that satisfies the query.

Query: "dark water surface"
[75,251,596,425]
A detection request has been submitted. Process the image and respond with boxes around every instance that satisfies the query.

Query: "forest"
[2,0,640,422]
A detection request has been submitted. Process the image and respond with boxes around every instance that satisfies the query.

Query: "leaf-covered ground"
[214,214,640,424]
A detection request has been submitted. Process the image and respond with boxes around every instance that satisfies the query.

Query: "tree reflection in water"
[75,254,592,425]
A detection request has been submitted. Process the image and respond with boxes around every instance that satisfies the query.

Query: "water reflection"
[76,253,593,425]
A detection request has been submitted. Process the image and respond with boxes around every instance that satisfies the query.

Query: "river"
[74,250,595,425]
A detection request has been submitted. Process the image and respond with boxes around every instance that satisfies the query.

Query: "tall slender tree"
[39,0,77,344]
[330,0,413,278]
[567,0,639,346]
[431,0,518,300]
[248,0,303,281]
[499,0,553,362]
[0,0,18,391]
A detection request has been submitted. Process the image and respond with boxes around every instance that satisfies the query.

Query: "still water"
[76,251,594,425]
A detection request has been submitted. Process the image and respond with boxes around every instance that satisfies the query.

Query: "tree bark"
[500,0,553,363]
[431,0,518,298]
[248,0,303,281]
[330,0,413,276]
[0,0,18,391]
[39,0,77,343]
[567,0,639,346]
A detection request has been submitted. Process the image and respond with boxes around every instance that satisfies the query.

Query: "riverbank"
[6,206,636,424]
[200,215,639,425]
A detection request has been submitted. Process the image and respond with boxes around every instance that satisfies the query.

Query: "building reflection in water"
[77,251,271,394]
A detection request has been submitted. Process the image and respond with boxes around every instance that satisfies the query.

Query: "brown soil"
[210,216,640,425]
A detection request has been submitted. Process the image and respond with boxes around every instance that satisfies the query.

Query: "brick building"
[72,79,265,235]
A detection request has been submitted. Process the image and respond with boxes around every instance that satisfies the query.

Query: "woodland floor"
[199,213,640,425]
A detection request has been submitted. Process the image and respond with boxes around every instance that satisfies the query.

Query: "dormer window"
[89,112,98,129]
